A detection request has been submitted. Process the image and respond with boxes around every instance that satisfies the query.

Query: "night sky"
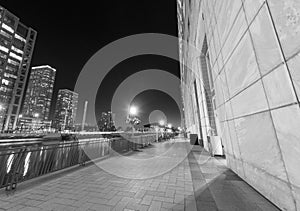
[1,0,182,127]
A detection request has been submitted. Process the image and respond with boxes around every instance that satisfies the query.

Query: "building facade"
[178,0,300,210]
[98,111,116,132]
[0,6,37,132]
[22,65,56,121]
[53,89,78,131]
[17,116,52,133]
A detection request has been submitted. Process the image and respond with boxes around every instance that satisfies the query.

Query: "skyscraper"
[0,6,37,131]
[22,65,56,120]
[98,111,116,132]
[53,89,78,131]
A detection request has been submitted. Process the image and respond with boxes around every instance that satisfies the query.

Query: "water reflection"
[0,137,110,188]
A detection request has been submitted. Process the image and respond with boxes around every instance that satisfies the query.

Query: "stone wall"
[178,0,300,210]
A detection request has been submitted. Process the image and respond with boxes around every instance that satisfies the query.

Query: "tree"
[126,116,141,131]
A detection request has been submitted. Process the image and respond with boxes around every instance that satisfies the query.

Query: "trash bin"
[190,134,198,145]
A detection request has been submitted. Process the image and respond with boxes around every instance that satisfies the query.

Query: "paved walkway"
[0,138,279,211]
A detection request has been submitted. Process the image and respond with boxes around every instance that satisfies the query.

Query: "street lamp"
[33,113,39,132]
[129,106,138,116]
[159,120,165,126]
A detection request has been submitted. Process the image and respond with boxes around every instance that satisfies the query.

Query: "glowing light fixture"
[129,106,138,116]
[159,120,165,126]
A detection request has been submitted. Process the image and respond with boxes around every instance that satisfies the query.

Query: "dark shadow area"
[186,149,281,211]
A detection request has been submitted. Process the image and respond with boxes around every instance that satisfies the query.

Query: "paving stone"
[153,196,174,203]
[141,195,154,205]
[134,189,146,199]
[89,204,111,211]
[148,200,162,211]
[146,190,165,197]
[162,202,177,209]
[87,197,108,205]
[107,195,123,206]
[117,191,136,197]
[0,139,280,211]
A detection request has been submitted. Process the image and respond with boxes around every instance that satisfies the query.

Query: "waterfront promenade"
[0,138,279,211]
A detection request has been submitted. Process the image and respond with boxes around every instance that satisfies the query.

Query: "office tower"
[0,6,37,131]
[53,89,78,131]
[22,65,56,120]
[98,111,116,131]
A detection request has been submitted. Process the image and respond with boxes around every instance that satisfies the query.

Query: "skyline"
[0,1,182,128]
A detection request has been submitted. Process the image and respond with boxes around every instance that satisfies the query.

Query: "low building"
[17,116,52,133]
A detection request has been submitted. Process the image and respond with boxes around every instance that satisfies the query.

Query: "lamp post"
[128,106,139,132]
[158,120,165,142]
[126,106,140,150]
[159,120,165,127]
[0,105,4,133]
[33,113,39,132]
[18,114,23,133]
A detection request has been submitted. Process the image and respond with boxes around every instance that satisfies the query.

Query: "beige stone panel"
[222,9,248,63]
[220,69,230,102]
[243,0,265,23]
[263,65,297,109]
[231,80,268,119]
[212,22,221,58]
[224,101,233,121]
[225,32,260,98]
[234,111,288,182]
[216,52,224,75]
[243,161,295,211]
[250,4,283,74]
[214,0,225,21]
[219,121,234,158]
[291,186,300,211]
[268,0,300,59]
[227,120,241,163]
[287,51,300,100]
[216,103,225,123]
[235,158,245,179]
[217,0,243,46]
[271,105,300,188]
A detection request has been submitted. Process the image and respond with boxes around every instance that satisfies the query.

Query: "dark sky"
[131,89,181,127]
[1,0,181,126]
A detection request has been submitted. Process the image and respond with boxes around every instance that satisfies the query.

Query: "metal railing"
[0,133,159,191]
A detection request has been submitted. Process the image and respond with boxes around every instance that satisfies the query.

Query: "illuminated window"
[4,72,17,79]
[0,45,9,53]
[0,51,6,59]
[8,58,19,66]
[2,79,10,86]
[0,30,12,39]
[9,52,22,61]
[6,66,17,73]
[2,23,14,33]
[11,46,24,55]
[14,34,26,43]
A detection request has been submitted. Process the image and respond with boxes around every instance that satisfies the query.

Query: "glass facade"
[0,6,37,132]
[178,0,300,210]
[22,65,56,121]
[53,89,79,131]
